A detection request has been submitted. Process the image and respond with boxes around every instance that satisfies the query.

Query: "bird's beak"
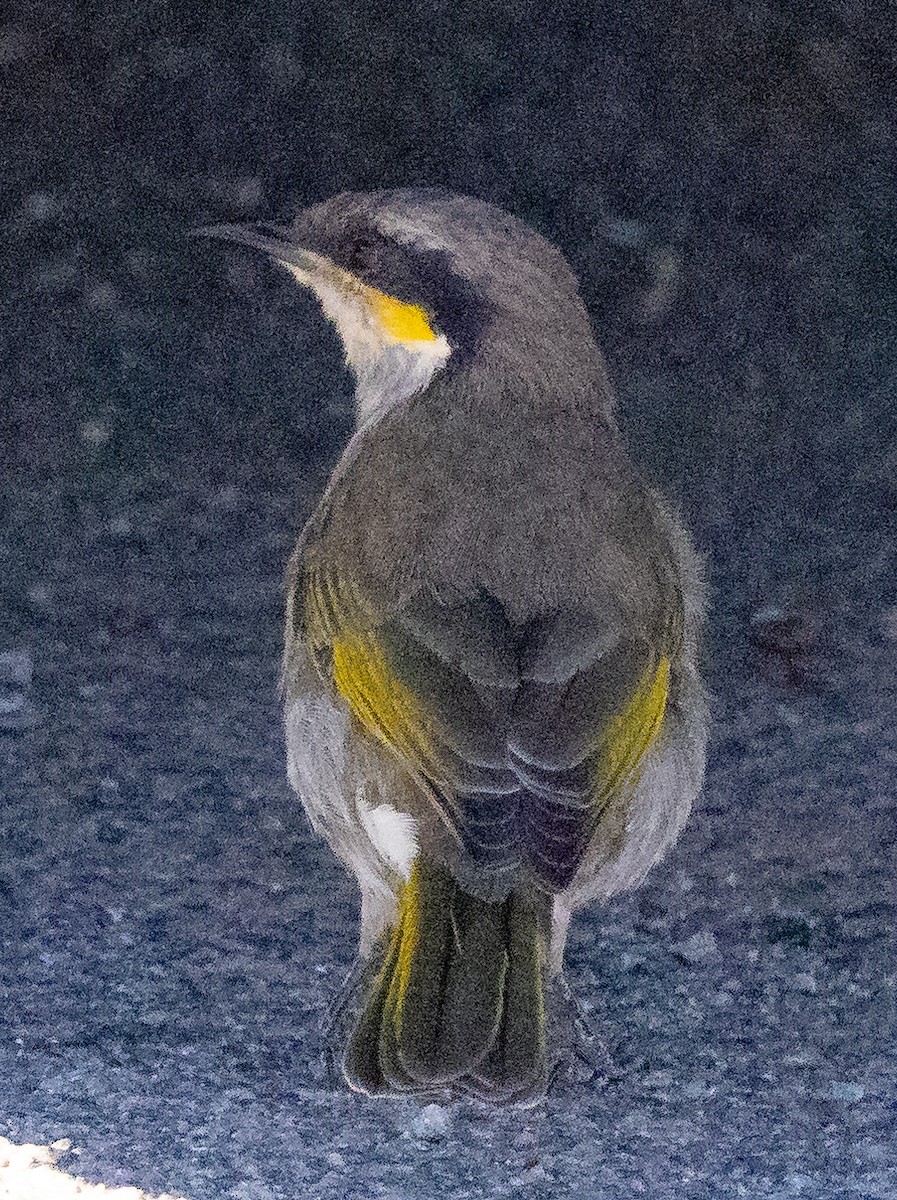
[192,222,332,280]
[196,222,442,349]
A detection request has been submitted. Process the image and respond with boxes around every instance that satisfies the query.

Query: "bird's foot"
[320,956,371,1090]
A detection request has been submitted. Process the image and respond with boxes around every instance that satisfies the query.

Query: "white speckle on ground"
[409,1103,453,1140]
[824,1082,865,1102]
[0,650,32,687]
[78,418,112,446]
[672,930,720,963]
[0,1137,188,1200]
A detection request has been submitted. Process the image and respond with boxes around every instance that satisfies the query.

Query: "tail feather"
[343,857,549,1104]
[342,922,402,1096]
[468,892,548,1103]
[380,861,455,1090]
[427,886,508,1078]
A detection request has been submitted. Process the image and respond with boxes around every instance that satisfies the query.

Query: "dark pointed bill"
[191,222,324,274]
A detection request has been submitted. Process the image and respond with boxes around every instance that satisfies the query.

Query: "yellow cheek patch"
[366,288,438,343]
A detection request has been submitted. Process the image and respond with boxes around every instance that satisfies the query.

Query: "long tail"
[343,857,551,1104]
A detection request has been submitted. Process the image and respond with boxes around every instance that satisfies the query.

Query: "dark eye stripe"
[316,219,492,360]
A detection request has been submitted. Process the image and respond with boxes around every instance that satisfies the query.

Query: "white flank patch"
[283,689,419,951]
[358,800,418,880]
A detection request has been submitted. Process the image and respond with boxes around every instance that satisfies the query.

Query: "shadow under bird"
[200,187,708,1104]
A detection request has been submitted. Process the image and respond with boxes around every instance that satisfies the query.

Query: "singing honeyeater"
[201,188,707,1104]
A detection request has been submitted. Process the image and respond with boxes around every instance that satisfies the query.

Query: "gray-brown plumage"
[201,188,708,1105]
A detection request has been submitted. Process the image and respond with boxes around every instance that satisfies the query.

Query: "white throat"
[284,264,452,429]
[350,340,452,427]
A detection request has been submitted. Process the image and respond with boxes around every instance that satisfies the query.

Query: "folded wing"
[300,562,678,891]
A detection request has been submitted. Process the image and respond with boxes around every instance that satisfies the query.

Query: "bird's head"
[199,188,606,425]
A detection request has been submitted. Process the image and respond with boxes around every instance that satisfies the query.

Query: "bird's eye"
[344,230,379,276]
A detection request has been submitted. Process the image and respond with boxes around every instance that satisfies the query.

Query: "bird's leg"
[546,971,611,1091]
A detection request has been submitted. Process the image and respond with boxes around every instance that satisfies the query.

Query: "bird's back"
[302,371,680,633]
[289,375,692,1101]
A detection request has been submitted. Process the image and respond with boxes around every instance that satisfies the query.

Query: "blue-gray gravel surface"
[2,4,896,1197]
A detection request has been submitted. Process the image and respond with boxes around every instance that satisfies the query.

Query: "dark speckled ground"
[2,4,896,1197]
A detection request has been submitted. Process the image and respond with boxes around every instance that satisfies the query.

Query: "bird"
[200,187,708,1105]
